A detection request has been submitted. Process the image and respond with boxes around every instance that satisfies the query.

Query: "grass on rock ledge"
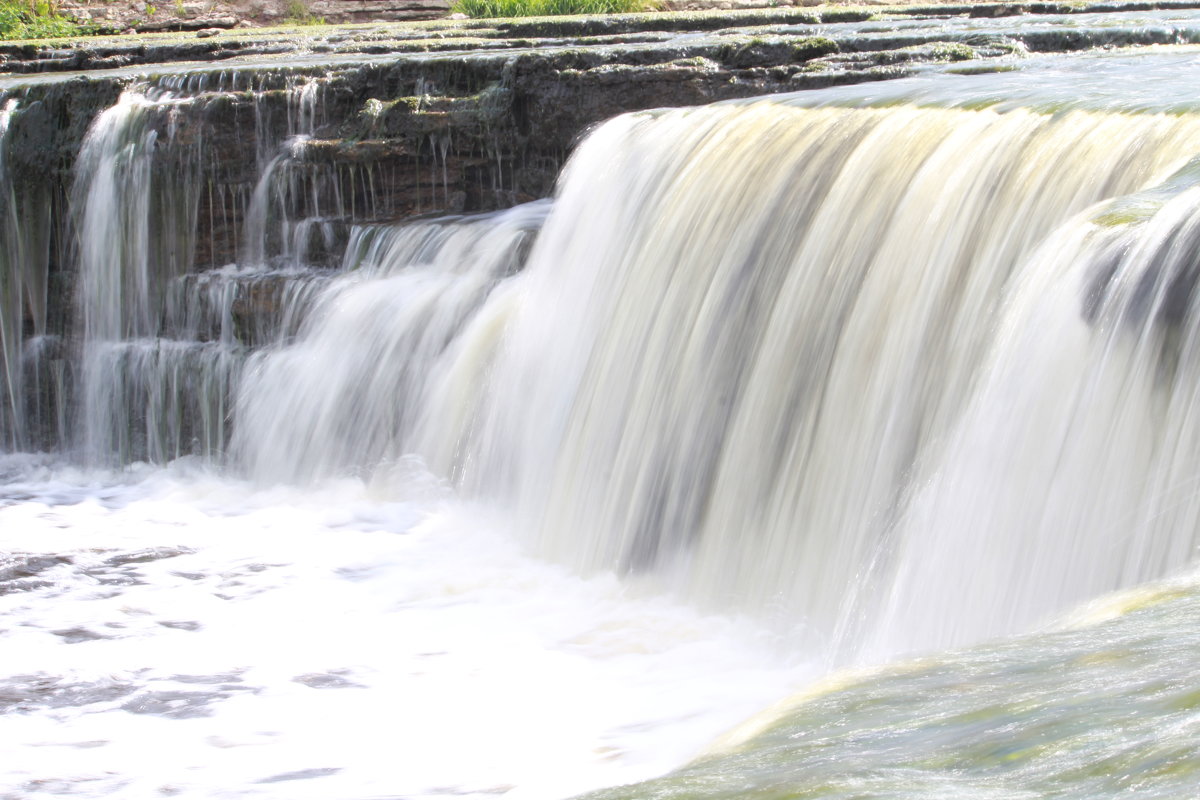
[451,0,655,17]
[0,0,85,39]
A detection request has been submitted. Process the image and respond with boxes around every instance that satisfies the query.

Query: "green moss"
[452,0,656,19]
[283,0,325,26]
[358,96,425,117]
[792,36,837,61]
[669,55,717,68]
[818,7,876,23]
[717,35,763,67]
[712,35,835,69]
[945,64,1019,75]
[928,41,976,61]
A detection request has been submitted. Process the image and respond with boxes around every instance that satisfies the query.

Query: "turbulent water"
[2,44,1200,800]
[0,458,798,799]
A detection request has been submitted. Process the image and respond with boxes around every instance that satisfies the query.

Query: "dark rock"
[157,620,203,631]
[51,627,113,643]
[121,689,225,718]
[103,547,194,566]
[294,671,366,689]
[0,674,135,712]
[255,767,342,784]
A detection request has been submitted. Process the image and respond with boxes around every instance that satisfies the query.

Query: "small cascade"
[238,144,411,270]
[240,77,411,271]
[234,202,547,484]
[243,77,326,268]
[0,96,58,452]
[73,88,212,462]
[241,137,357,270]
[66,73,369,463]
[0,96,22,448]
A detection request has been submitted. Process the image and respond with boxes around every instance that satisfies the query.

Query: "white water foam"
[0,458,801,799]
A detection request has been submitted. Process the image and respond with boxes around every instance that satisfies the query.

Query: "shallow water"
[781,43,1200,113]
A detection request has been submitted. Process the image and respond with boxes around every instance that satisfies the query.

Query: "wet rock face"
[3,78,125,183]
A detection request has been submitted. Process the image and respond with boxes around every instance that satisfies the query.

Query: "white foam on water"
[0,460,802,799]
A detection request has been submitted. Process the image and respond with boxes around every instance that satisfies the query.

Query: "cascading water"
[236,100,1200,660]
[73,89,206,462]
[871,154,1200,656]
[242,79,339,269]
[0,95,23,447]
[4,43,1200,800]
[66,74,378,464]
[235,202,547,483]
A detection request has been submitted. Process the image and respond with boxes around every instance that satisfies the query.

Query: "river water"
[2,43,1200,800]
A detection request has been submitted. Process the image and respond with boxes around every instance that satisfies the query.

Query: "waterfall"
[391,101,1199,660]
[4,59,1200,664]
[227,97,1200,661]
[12,15,1200,794]
[0,96,56,452]
[66,75,351,464]
[73,89,211,462]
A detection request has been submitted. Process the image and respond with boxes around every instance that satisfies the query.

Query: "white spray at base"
[0,460,797,800]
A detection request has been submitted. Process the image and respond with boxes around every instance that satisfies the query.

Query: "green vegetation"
[451,0,655,19]
[284,0,325,25]
[0,0,86,39]
[928,42,976,61]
